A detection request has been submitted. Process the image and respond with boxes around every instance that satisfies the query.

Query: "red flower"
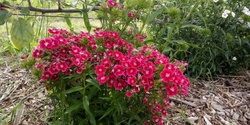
[76,65,86,74]
[127,77,137,86]
[20,54,29,59]
[106,49,113,57]
[41,71,51,80]
[69,35,80,43]
[32,48,43,58]
[113,50,124,60]
[101,57,112,68]
[166,84,178,96]
[114,79,125,91]
[70,45,81,55]
[131,85,139,93]
[107,0,118,8]
[59,48,68,56]
[95,65,106,75]
[56,61,68,72]
[39,38,53,51]
[140,76,149,85]
[97,75,109,85]
[125,91,133,98]
[51,74,60,81]
[113,64,124,76]
[71,55,85,67]
[48,63,59,75]
[126,67,138,76]
[142,68,154,78]
[128,12,136,18]
[54,35,68,45]
[107,75,116,87]
[160,69,173,83]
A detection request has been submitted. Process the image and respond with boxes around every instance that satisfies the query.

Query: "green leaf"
[83,96,96,125]
[65,86,84,94]
[20,7,30,15]
[65,102,82,114]
[0,11,12,25]
[82,5,91,32]
[98,107,113,120]
[181,24,204,30]
[10,18,34,50]
[86,78,100,90]
[146,8,164,24]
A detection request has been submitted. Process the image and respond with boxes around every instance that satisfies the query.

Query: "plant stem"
[60,79,66,125]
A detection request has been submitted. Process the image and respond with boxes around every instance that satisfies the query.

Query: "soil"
[0,56,249,125]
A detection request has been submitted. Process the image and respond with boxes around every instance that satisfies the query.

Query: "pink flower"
[51,74,60,81]
[112,50,123,60]
[39,38,53,51]
[71,55,85,67]
[70,45,81,55]
[59,48,68,57]
[106,49,113,57]
[154,57,170,65]
[32,48,43,58]
[54,35,68,45]
[114,79,125,91]
[180,86,189,96]
[160,69,173,83]
[142,68,154,78]
[107,0,118,8]
[76,65,86,74]
[107,75,116,87]
[140,76,149,85]
[69,35,80,43]
[48,63,59,75]
[97,75,109,85]
[144,84,151,92]
[127,77,137,86]
[126,67,138,76]
[95,30,107,38]
[108,31,119,39]
[113,65,124,76]
[56,61,68,72]
[135,34,144,42]
[20,54,29,59]
[126,91,133,98]
[95,65,106,75]
[153,116,160,124]
[128,12,136,18]
[101,57,112,68]
[41,71,51,80]
[129,59,140,67]
[166,84,178,96]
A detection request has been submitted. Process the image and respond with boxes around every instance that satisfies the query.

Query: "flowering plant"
[22,0,190,124]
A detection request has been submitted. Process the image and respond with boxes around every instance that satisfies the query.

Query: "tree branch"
[1,2,100,14]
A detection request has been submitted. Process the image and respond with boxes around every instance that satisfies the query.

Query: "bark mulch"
[0,56,249,125]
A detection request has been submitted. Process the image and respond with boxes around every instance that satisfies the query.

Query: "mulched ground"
[0,56,249,125]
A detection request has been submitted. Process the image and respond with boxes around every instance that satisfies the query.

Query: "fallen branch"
[1,1,100,14]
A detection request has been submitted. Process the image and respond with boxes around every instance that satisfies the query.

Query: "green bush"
[148,0,250,78]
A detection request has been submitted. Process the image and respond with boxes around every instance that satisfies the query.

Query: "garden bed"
[0,56,249,125]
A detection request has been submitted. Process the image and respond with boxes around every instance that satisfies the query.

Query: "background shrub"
[148,0,250,78]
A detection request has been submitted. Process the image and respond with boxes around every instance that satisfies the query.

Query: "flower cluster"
[243,7,250,16]
[222,9,235,18]
[30,27,190,124]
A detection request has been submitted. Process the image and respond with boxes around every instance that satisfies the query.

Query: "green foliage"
[148,0,250,78]
[10,18,34,50]
[0,11,12,25]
